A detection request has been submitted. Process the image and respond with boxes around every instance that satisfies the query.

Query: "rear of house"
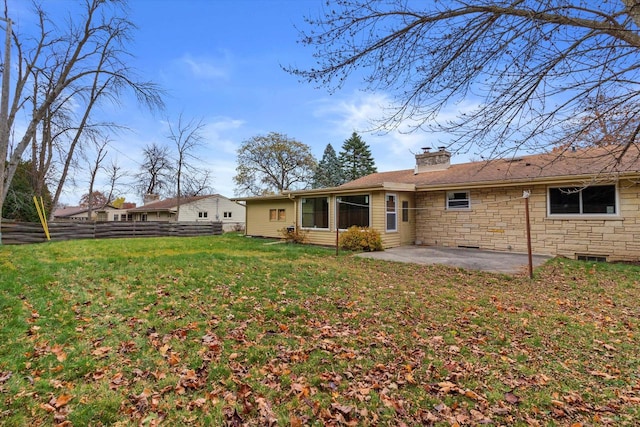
[239,145,640,262]
[238,188,417,248]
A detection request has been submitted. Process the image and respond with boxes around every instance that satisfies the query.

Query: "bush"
[339,226,383,252]
[280,226,308,244]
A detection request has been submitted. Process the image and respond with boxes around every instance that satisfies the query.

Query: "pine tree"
[312,144,344,188]
[339,132,377,182]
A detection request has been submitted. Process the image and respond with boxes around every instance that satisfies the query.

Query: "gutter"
[414,172,640,192]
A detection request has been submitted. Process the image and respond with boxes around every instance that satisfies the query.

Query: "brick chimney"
[414,146,451,173]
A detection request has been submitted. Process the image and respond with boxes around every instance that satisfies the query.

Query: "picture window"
[549,185,616,215]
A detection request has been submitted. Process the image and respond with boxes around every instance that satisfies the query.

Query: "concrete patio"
[356,245,552,274]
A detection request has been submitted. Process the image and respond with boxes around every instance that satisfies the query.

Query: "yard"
[0,234,639,426]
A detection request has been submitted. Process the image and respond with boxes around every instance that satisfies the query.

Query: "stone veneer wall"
[414,181,640,261]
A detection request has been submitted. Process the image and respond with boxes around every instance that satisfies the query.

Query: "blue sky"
[9,0,469,205]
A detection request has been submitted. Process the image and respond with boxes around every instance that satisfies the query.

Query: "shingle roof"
[53,206,90,217]
[338,145,640,190]
[126,195,217,212]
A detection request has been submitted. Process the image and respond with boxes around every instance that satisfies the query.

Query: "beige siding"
[302,191,416,248]
[245,191,418,248]
[415,181,640,261]
[301,195,339,247]
[372,191,416,248]
[245,199,295,238]
[304,229,338,246]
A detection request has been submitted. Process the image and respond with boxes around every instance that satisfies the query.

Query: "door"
[399,196,415,245]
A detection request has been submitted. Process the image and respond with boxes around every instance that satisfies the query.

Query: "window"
[301,197,329,228]
[141,214,148,222]
[447,191,470,209]
[402,200,409,222]
[549,185,616,215]
[223,211,232,218]
[113,214,119,221]
[386,194,397,231]
[577,254,608,262]
[198,211,208,218]
[269,208,286,221]
[337,195,370,229]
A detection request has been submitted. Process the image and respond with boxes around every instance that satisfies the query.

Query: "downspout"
[287,193,297,231]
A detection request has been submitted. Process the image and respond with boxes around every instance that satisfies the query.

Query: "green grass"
[1,233,639,425]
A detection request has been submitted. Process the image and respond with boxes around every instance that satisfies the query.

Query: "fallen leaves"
[3,238,640,425]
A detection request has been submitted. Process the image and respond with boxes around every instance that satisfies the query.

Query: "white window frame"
[385,193,397,232]
[547,185,619,218]
[446,190,471,210]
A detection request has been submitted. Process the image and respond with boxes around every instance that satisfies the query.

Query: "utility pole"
[0,17,12,245]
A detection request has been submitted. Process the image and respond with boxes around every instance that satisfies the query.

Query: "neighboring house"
[95,203,136,222]
[52,206,95,221]
[125,194,245,231]
[237,146,640,262]
[56,203,131,222]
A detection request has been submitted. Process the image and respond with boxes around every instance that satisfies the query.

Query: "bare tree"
[555,94,640,150]
[83,137,109,219]
[166,113,207,216]
[180,169,213,197]
[134,143,174,199]
[78,190,108,209]
[288,0,640,160]
[104,159,127,204]
[0,0,163,242]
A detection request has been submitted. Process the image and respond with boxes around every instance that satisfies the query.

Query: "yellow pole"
[40,196,50,240]
[33,196,51,241]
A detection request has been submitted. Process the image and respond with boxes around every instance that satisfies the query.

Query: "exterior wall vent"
[576,254,608,263]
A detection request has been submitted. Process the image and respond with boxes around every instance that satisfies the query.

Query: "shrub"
[339,226,383,252]
[280,226,308,244]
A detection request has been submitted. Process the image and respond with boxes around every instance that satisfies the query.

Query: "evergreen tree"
[339,132,377,182]
[2,161,52,222]
[312,143,344,188]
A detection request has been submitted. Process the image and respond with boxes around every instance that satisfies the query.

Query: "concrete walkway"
[356,245,551,274]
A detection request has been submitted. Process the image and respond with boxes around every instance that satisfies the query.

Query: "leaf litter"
[1,236,639,425]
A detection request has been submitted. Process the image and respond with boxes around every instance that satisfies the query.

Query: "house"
[52,206,95,221]
[95,203,136,222]
[56,203,133,222]
[125,194,246,232]
[237,145,640,262]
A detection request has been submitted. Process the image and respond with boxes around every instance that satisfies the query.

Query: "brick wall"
[415,181,640,261]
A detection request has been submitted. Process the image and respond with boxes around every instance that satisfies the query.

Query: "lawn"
[0,234,639,426]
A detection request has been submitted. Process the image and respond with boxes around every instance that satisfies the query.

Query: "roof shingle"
[338,146,640,190]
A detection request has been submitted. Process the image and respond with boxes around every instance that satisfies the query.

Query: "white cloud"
[201,116,245,155]
[179,53,231,80]
[311,91,482,171]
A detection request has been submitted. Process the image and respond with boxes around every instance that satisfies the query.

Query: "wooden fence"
[0,220,223,245]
